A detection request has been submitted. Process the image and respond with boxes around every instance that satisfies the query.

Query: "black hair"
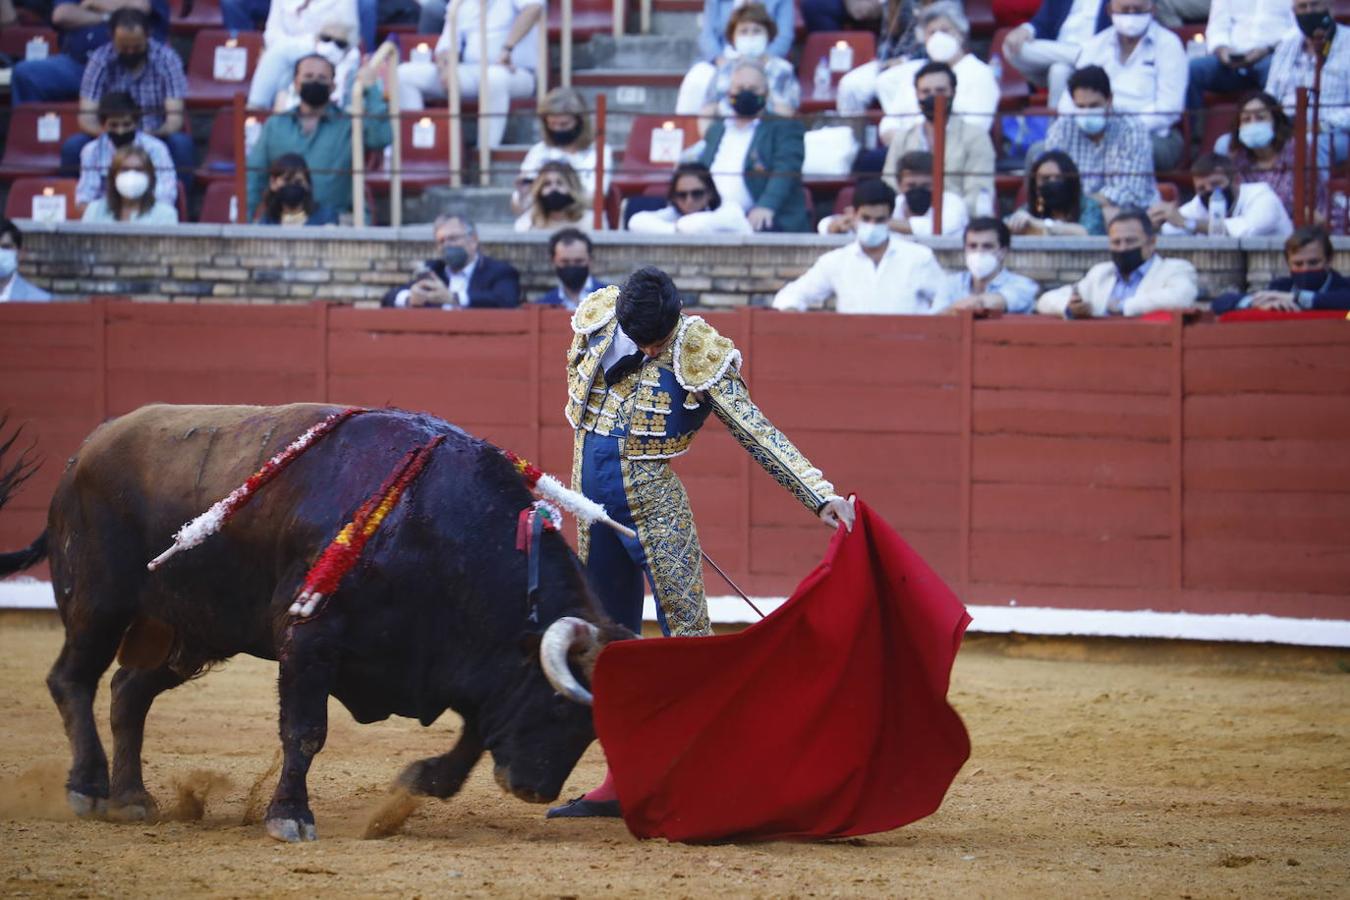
[1109,206,1154,238]
[667,162,722,211]
[0,218,22,249]
[913,60,957,93]
[1026,149,1084,223]
[293,53,336,78]
[898,150,933,176]
[109,7,150,31]
[262,152,317,221]
[97,91,141,122]
[966,216,1010,248]
[1191,152,1236,179]
[549,227,592,257]
[853,178,897,210]
[1067,65,1112,100]
[616,266,683,345]
[1285,225,1333,261]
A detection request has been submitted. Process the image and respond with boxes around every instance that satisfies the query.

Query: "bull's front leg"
[266,619,341,843]
[397,719,485,799]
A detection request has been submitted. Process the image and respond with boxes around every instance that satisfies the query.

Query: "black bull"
[0,403,628,842]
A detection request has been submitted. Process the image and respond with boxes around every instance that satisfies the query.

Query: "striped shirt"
[79,40,187,132]
[1045,113,1158,210]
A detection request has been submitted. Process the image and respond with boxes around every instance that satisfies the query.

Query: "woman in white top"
[514,160,599,232]
[81,145,178,225]
[688,2,800,124]
[247,0,360,110]
[270,20,361,111]
[512,87,614,215]
[628,163,753,234]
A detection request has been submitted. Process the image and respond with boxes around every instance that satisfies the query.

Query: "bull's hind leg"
[107,664,186,821]
[397,720,485,799]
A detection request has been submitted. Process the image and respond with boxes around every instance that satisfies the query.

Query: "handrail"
[640,0,650,34]
[1294,87,1308,228]
[561,0,573,87]
[350,41,402,227]
[538,0,550,102]
[478,0,490,187]
[446,0,467,187]
[931,94,947,237]
[593,92,607,230]
[232,91,247,224]
[612,0,623,38]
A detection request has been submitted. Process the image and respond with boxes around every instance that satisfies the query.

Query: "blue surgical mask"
[0,248,16,278]
[1238,121,1275,150]
[856,221,890,248]
[1077,112,1107,136]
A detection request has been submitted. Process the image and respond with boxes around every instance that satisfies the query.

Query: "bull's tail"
[0,531,48,577]
[0,415,47,576]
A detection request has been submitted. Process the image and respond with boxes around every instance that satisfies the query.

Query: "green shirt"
[246,85,393,216]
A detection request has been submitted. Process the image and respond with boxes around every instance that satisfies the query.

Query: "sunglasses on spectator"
[673,189,708,201]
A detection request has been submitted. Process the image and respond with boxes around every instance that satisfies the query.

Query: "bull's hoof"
[545,797,622,819]
[67,791,107,819]
[266,818,318,843]
[107,797,157,823]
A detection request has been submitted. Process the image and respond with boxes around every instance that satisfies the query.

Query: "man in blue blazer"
[535,228,609,311]
[1001,0,1110,106]
[382,214,521,309]
[0,219,52,302]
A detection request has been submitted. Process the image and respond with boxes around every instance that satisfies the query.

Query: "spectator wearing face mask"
[1056,0,1189,174]
[677,2,799,119]
[513,88,613,217]
[1211,226,1350,314]
[0,219,52,303]
[877,2,1000,138]
[248,0,359,110]
[837,0,925,117]
[536,228,609,310]
[1036,207,1197,318]
[1006,150,1106,236]
[1185,0,1294,124]
[81,144,178,224]
[627,163,754,234]
[934,218,1039,316]
[515,161,596,232]
[1002,0,1110,108]
[1151,152,1292,238]
[270,21,362,111]
[774,179,948,315]
[821,151,966,236]
[382,214,522,308]
[75,91,177,208]
[256,153,341,225]
[1045,65,1158,221]
[678,0,796,117]
[880,62,995,218]
[1265,0,1350,168]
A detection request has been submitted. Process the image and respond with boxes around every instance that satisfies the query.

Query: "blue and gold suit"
[566,286,839,637]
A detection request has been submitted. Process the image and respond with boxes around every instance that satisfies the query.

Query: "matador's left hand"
[819,495,856,532]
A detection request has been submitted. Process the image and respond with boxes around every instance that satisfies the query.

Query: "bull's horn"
[540,616,600,706]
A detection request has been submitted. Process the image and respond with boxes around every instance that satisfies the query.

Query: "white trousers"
[675,61,717,115]
[836,60,879,117]
[1007,39,1078,108]
[396,60,536,147]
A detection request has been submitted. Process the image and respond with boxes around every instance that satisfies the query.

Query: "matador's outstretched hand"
[819,495,857,532]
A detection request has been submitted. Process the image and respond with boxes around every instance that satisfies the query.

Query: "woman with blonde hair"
[81,145,178,224]
[514,160,595,232]
[512,87,613,215]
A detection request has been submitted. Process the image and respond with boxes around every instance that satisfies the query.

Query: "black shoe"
[545,796,622,819]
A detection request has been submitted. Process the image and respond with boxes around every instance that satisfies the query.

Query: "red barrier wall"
[2,301,1347,620]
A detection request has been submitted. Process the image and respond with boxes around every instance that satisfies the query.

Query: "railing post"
[232,92,247,223]
[386,50,403,228]
[1294,87,1308,227]
[478,0,490,187]
[562,0,573,87]
[593,92,607,230]
[640,0,650,34]
[350,74,367,226]
[537,0,549,104]
[931,93,947,236]
[612,0,624,38]
[447,0,466,188]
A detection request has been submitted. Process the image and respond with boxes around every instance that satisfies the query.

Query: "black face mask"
[1037,179,1074,213]
[540,190,574,213]
[298,81,332,108]
[1198,186,1237,212]
[108,129,137,148]
[443,245,470,271]
[546,122,583,146]
[730,90,766,117]
[556,264,590,291]
[904,185,933,216]
[118,50,147,69]
[1297,10,1333,38]
[1112,246,1146,278]
[276,182,309,208]
[1291,269,1328,291]
[918,95,940,122]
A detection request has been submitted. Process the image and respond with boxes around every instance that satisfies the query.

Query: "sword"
[701,549,765,619]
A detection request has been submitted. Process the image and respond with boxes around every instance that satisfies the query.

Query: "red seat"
[832,183,856,216]
[0,25,58,61]
[199,179,244,222]
[170,0,224,35]
[4,178,85,222]
[797,31,876,114]
[198,108,271,181]
[1200,104,1238,155]
[611,115,701,193]
[991,27,1031,112]
[366,112,454,193]
[547,0,613,42]
[185,29,265,108]
[0,105,82,180]
[394,34,444,62]
[965,0,997,38]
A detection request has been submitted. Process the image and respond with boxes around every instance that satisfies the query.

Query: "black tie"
[604,350,646,386]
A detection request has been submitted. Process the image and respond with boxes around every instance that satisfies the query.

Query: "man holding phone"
[381,213,522,309]
[1186,0,1296,120]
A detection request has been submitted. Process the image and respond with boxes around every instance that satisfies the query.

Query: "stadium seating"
[0,105,82,181]
[547,0,614,42]
[797,31,876,114]
[366,113,456,193]
[0,25,58,62]
[199,179,243,222]
[185,29,265,107]
[4,178,84,222]
[990,28,1031,112]
[198,109,270,181]
[170,0,224,35]
[611,115,701,194]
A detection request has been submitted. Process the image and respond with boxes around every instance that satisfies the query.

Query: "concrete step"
[572,70,684,141]
[483,143,630,187]
[650,0,702,37]
[404,185,516,226]
[575,33,699,70]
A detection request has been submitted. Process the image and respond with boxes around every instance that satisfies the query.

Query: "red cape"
[592,500,972,842]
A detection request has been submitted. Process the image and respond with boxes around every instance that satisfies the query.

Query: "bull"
[0,403,627,841]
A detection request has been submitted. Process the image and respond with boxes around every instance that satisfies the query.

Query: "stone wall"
[15,222,1350,308]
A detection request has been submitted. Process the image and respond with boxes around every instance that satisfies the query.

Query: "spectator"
[695,61,811,232]
[877,2,1000,138]
[1056,0,1188,173]
[773,179,948,314]
[689,0,796,106]
[1036,207,1198,317]
[1186,1,1295,119]
[248,0,358,110]
[270,20,362,111]
[1224,92,1339,228]
[675,2,798,118]
[1006,149,1107,236]
[80,144,178,224]
[1152,152,1293,237]
[63,7,192,179]
[10,0,169,105]
[382,214,521,308]
[222,0,271,31]
[1211,225,1350,313]
[1151,0,1208,30]
[256,153,341,225]
[880,62,996,217]
[512,87,614,216]
[825,150,966,235]
[536,228,609,310]
[514,161,594,232]
[837,0,925,117]
[1002,0,1110,107]
[628,163,754,234]
[801,0,882,33]
[74,91,177,208]
[0,219,52,303]
[246,54,392,216]
[1264,0,1350,168]
[1045,65,1158,219]
[396,0,543,148]
[934,217,1040,315]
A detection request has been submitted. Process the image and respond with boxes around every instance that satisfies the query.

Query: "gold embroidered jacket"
[565,286,838,513]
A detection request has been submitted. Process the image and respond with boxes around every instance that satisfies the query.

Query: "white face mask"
[1111,13,1151,38]
[965,250,1001,281]
[0,248,16,278]
[856,221,890,248]
[734,32,768,58]
[115,169,150,200]
[925,30,962,64]
[316,39,346,65]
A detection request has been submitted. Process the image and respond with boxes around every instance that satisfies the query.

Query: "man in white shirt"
[1265,0,1350,168]
[1057,0,1189,173]
[773,179,948,315]
[1003,0,1109,107]
[821,151,966,235]
[397,0,543,147]
[1187,0,1295,118]
[1151,152,1294,238]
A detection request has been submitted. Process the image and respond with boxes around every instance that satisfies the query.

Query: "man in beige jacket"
[1036,208,1199,318]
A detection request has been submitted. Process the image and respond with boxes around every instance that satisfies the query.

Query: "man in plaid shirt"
[1265,0,1350,169]
[74,92,178,208]
[60,7,194,186]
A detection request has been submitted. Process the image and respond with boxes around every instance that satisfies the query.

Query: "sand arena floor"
[0,617,1346,898]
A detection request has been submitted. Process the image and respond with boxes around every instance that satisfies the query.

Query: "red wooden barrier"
[2,301,1347,621]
